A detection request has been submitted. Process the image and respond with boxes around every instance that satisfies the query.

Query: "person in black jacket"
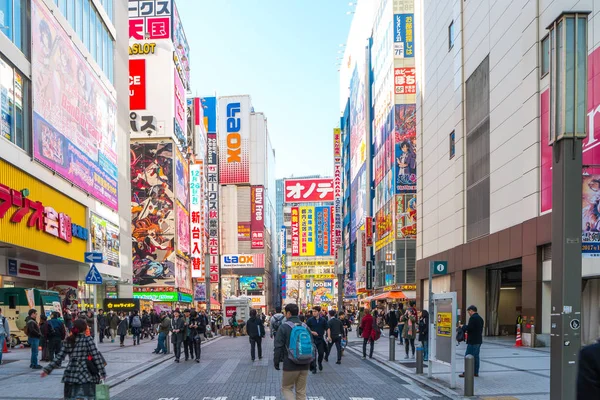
[170,309,185,363]
[418,310,429,361]
[386,305,399,338]
[577,340,600,399]
[189,310,205,362]
[306,306,328,373]
[459,305,484,377]
[247,309,265,361]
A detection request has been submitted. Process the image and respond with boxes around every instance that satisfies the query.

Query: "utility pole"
[548,12,590,400]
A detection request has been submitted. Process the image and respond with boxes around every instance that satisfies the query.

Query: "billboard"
[194,283,206,301]
[291,207,300,256]
[349,63,366,183]
[175,148,189,207]
[238,222,251,241]
[129,59,146,110]
[32,0,118,210]
[350,165,367,239]
[90,214,120,268]
[251,185,265,249]
[333,128,343,257]
[239,276,264,291]
[396,194,417,239]
[128,0,172,40]
[218,96,250,184]
[203,97,217,133]
[315,206,332,256]
[176,203,190,256]
[172,1,190,87]
[299,206,315,256]
[394,14,415,58]
[130,143,175,286]
[175,256,190,290]
[583,175,600,257]
[395,104,417,194]
[394,68,416,95]
[284,178,335,203]
[221,254,265,269]
[207,133,220,283]
[189,162,204,278]
[174,69,186,143]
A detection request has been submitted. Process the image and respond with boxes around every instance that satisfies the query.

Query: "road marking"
[157,398,179,400]
[251,397,276,400]
[201,398,227,400]
[308,397,326,400]
[402,383,434,399]
[349,398,375,400]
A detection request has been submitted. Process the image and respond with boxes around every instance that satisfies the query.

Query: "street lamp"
[548,11,590,400]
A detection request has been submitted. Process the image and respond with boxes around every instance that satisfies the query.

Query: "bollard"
[166,334,171,354]
[416,347,424,374]
[530,324,536,348]
[389,335,396,361]
[464,355,475,397]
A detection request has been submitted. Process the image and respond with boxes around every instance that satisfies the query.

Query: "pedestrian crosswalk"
[158,397,432,400]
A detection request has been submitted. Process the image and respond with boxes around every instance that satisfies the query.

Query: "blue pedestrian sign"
[84,252,103,263]
[85,264,103,285]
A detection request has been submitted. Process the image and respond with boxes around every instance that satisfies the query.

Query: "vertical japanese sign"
[173,69,187,143]
[365,216,373,247]
[128,0,172,40]
[315,206,331,256]
[299,206,315,256]
[394,68,416,95]
[333,128,342,258]
[394,13,415,58]
[190,162,203,278]
[291,207,300,257]
[207,133,220,284]
[251,185,265,249]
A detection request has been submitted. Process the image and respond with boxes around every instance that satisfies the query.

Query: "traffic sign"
[85,264,103,285]
[84,252,103,263]
[432,261,448,275]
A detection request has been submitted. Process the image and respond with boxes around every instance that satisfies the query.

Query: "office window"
[58,0,66,16]
[96,11,102,68]
[107,37,113,83]
[541,35,550,77]
[0,0,29,57]
[83,0,89,49]
[66,0,74,26]
[0,57,30,153]
[89,8,96,61]
[448,20,455,50]
[102,27,108,76]
[75,0,82,39]
[449,130,456,159]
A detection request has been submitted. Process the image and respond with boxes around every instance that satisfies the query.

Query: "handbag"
[194,334,205,343]
[96,381,110,400]
[86,355,99,378]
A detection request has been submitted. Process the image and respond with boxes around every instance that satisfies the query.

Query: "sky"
[177,0,353,179]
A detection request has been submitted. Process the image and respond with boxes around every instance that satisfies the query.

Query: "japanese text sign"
[189,162,204,278]
[394,68,416,95]
[128,0,172,40]
[251,186,264,249]
[207,133,220,283]
[284,178,334,203]
[291,207,300,257]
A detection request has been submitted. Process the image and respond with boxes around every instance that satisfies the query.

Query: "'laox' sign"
[226,102,241,162]
[222,255,255,268]
[219,96,250,184]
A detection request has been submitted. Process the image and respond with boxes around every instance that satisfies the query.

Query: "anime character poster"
[176,203,190,256]
[48,281,79,311]
[130,142,176,286]
[350,165,367,241]
[395,104,417,194]
[31,0,118,209]
[396,194,417,239]
[194,283,206,301]
[175,149,189,208]
[175,256,190,290]
[582,175,600,257]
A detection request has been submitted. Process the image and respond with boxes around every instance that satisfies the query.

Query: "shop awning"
[372,291,407,300]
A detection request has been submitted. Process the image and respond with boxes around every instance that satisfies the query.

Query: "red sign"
[19,263,41,277]
[394,67,416,95]
[365,217,373,247]
[237,222,250,241]
[284,178,334,203]
[129,59,146,110]
[251,186,264,249]
[291,207,300,256]
[225,306,236,318]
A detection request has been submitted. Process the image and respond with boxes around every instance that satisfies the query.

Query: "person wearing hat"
[171,309,185,362]
[458,305,484,378]
[183,309,194,361]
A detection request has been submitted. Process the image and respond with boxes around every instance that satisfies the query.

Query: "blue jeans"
[0,335,5,363]
[156,332,167,353]
[29,337,40,366]
[465,343,481,374]
[422,340,429,361]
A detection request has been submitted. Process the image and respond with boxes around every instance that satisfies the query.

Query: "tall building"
[218,95,276,312]
[416,0,600,344]
[0,0,132,306]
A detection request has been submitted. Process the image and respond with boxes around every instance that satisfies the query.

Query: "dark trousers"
[327,336,342,362]
[193,338,201,360]
[404,338,416,355]
[249,336,262,360]
[397,324,404,344]
[172,337,183,360]
[311,340,326,370]
[48,337,62,364]
[119,334,125,345]
[98,326,106,342]
[465,344,481,374]
[184,337,194,360]
[389,324,398,338]
[363,337,374,358]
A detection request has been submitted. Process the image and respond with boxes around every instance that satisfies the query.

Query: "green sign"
[179,293,193,303]
[432,261,448,275]
[133,292,178,302]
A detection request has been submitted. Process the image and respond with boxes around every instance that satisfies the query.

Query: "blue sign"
[394,14,415,58]
[7,259,17,276]
[85,264,103,285]
[84,252,103,263]
[432,261,448,275]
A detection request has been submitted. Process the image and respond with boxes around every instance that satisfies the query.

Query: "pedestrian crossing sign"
[85,264,103,285]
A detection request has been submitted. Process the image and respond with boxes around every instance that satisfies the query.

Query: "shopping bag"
[96,382,110,400]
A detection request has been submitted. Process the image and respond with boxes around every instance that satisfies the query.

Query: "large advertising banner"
[333,128,343,257]
[130,143,175,286]
[173,69,186,143]
[189,162,204,278]
[299,206,315,257]
[240,276,264,291]
[90,214,120,268]
[396,194,417,239]
[395,104,417,194]
[218,96,251,184]
[172,1,190,87]
[291,207,300,256]
[582,175,600,257]
[349,63,366,183]
[284,178,335,203]
[32,0,118,210]
[394,13,415,58]
[207,133,220,284]
[176,203,190,257]
[175,148,189,208]
[175,256,190,290]
[350,165,367,239]
[251,185,265,249]
[315,206,331,256]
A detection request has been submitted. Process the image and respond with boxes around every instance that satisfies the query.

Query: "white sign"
[249,295,266,306]
[221,254,265,269]
[190,162,204,278]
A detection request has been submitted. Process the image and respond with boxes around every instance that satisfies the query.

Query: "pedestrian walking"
[153,311,170,355]
[84,311,94,338]
[171,309,185,362]
[150,309,160,338]
[47,312,66,366]
[97,309,107,343]
[41,319,106,400]
[229,311,239,338]
[577,340,600,400]
[25,309,42,369]
[418,310,429,361]
[190,310,205,362]
[360,309,376,359]
[63,309,73,333]
[183,309,194,361]
[386,305,399,338]
[130,310,142,345]
[0,307,10,366]
[401,308,417,359]
[397,303,405,345]
[270,306,285,339]
[39,315,50,362]
[117,312,129,347]
[108,310,119,343]
[306,306,327,373]
[247,309,265,361]
[141,310,153,340]
[273,303,313,400]
[459,305,484,378]
[326,310,344,365]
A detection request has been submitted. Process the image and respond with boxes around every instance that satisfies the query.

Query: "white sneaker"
[404,355,409,359]
[411,354,415,359]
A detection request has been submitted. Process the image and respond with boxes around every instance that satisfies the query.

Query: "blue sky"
[177,0,352,179]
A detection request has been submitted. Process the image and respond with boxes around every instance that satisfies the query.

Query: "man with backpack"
[306,306,328,373]
[0,308,10,366]
[47,312,66,365]
[270,306,285,339]
[274,303,314,400]
[130,310,142,345]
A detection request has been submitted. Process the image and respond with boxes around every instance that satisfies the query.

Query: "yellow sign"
[290,273,336,280]
[129,42,156,55]
[299,206,315,256]
[0,160,87,262]
[375,231,395,251]
[383,284,416,292]
[290,260,335,267]
[437,312,452,337]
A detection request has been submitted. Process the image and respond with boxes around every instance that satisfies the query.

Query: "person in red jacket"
[360,309,376,359]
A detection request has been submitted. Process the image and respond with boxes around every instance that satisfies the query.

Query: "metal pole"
[427,261,433,378]
[550,138,583,400]
[337,273,344,312]
[388,335,395,361]
[93,285,98,346]
[416,347,423,374]
[464,355,475,396]
[531,324,536,348]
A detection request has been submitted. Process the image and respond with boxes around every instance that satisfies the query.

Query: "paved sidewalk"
[0,334,223,400]
[347,331,550,400]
